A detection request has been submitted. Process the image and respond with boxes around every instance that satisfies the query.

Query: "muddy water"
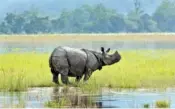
[1,87,175,108]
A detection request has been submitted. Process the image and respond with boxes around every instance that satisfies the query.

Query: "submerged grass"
[0,49,175,91]
[44,98,70,108]
[155,100,170,108]
[143,103,150,108]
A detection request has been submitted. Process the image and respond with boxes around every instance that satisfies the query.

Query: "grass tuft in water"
[44,98,70,108]
[143,103,150,108]
[155,100,170,108]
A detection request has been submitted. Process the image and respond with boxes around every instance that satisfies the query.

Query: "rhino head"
[100,47,121,66]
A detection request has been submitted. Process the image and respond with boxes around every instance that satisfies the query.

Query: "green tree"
[125,0,145,32]
[4,13,16,33]
[125,0,159,32]
[90,3,113,33]
[56,10,72,33]
[153,0,175,32]
[24,16,51,34]
[141,14,159,32]
[0,22,11,34]
[109,14,125,32]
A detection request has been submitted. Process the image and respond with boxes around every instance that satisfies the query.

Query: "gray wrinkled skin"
[49,46,121,85]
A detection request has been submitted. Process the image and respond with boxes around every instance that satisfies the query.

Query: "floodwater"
[0,87,175,108]
[0,41,175,53]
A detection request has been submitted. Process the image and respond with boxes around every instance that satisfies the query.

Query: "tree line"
[0,0,175,34]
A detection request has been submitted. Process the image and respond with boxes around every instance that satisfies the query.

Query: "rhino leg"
[60,68,71,85]
[51,69,59,84]
[61,75,70,85]
[83,69,92,82]
[76,75,83,83]
[84,74,91,82]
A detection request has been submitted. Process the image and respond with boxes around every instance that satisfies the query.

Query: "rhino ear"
[101,47,105,53]
[106,48,110,53]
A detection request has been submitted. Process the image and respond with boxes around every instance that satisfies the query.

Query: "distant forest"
[0,0,175,34]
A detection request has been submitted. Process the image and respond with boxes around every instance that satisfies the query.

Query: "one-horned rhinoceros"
[49,46,121,85]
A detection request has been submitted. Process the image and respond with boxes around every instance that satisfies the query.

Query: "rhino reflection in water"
[51,87,103,108]
[49,46,121,85]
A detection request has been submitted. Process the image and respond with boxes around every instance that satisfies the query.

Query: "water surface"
[0,41,175,53]
[1,87,175,108]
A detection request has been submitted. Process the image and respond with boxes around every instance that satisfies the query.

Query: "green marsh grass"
[143,103,150,108]
[44,98,70,108]
[155,100,170,108]
[0,49,175,91]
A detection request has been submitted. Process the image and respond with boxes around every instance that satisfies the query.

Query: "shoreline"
[0,33,175,43]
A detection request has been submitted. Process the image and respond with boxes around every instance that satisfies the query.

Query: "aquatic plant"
[155,100,170,108]
[44,98,70,108]
[143,103,150,108]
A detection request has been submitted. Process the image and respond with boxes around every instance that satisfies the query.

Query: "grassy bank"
[0,49,175,91]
